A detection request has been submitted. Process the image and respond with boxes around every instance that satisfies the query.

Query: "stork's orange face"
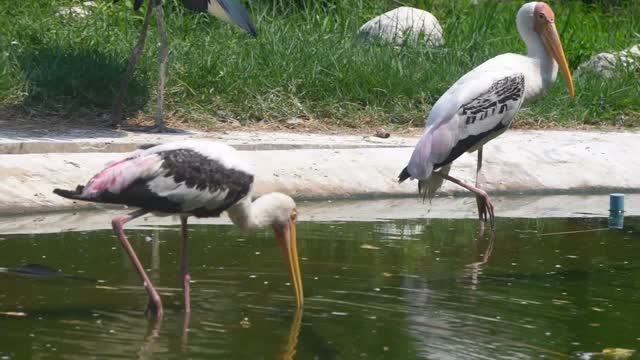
[273,209,304,309]
[533,3,575,97]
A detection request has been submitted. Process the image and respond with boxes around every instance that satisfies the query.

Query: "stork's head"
[266,193,303,309]
[517,2,575,98]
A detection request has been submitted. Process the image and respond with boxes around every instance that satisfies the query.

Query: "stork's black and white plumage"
[110,0,257,132]
[54,141,303,318]
[399,2,575,230]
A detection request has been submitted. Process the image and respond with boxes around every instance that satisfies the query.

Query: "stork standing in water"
[110,0,257,132]
[54,141,303,318]
[399,2,575,230]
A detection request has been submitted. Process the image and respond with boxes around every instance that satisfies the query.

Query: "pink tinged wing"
[407,131,433,180]
[81,154,163,198]
[407,124,456,180]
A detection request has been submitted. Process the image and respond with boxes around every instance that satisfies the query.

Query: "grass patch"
[0,0,638,129]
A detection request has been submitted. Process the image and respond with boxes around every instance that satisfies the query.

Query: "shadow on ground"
[15,46,150,118]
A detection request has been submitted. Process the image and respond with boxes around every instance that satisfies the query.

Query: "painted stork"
[53,141,303,318]
[110,0,257,132]
[398,2,575,230]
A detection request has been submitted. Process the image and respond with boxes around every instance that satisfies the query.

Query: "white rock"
[358,7,443,47]
[56,1,97,18]
[576,44,640,78]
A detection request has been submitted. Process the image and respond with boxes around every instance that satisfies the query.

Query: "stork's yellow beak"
[540,23,575,98]
[274,216,304,308]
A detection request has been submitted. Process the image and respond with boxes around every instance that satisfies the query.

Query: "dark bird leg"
[151,0,173,133]
[179,215,191,313]
[435,170,495,229]
[109,0,154,128]
[111,209,164,318]
[475,147,488,232]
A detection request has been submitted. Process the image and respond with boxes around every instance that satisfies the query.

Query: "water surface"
[1,216,639,359]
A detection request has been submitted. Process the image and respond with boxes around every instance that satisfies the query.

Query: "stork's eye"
[538,14,544,19]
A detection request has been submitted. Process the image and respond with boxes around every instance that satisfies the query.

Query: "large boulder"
[56,1,97,18]
[575,45,639,78]
[358,7,443,47]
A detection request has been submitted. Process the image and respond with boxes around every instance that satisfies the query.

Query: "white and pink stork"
[54,141,303,318]
[399,2,575,229]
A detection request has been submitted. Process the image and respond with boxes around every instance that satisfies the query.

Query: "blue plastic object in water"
[610,193,625,213]
[609,193,625,229]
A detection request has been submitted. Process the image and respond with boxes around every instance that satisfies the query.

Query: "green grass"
[0,0,638,128]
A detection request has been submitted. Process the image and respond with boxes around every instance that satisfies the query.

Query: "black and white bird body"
[399,2,575,229]
[110,0,257,132]
[54,141,303,318]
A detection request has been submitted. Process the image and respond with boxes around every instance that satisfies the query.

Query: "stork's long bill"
[273,213,304,308]
[535,3,575,97]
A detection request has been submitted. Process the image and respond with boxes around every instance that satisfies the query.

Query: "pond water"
[0,216,639,359]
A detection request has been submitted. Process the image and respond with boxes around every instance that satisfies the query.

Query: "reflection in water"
[465,230,495,289]
[281,309,303,360]
[137,317,162,360]
[0,217,639,359]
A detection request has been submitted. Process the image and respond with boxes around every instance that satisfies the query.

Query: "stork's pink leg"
[435,171,495,229]
[111,209,164,318]
[179,216,191,313]
[475,147,488,232]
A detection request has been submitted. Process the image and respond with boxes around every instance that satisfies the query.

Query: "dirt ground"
[0,106,631,139]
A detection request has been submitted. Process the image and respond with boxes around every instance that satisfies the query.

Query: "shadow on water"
[0,216,640,359]
[14,46,149,115]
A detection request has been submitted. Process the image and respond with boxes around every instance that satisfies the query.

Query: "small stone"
[286,117,304,125]
[374,129,390,139]
[576,44,639,78]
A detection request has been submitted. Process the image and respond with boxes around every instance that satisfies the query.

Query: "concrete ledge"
[0,129,639,214]
[2,195,638,235]
[0,129,414,154]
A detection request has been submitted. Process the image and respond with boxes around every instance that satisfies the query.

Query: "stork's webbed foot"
[475,191,495,232]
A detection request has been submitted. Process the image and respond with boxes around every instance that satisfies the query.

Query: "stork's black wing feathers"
[398,166,411,183]
[153,148,254,217]
[434,74,525,168]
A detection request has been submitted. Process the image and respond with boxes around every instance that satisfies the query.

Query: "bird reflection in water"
[281,309,303,360]
[465,230,495,290]
[135,309,304,359]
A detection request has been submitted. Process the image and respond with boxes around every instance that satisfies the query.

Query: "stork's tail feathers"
[417,165,451,204]
[398,167,411,183]
[53,185,87,201]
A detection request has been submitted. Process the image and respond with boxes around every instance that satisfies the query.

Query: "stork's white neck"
[516,3,558,98]
[226,193,293,232]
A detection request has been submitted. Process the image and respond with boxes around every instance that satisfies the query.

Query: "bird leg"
[179,215,191,314]
[434,170,495,229]
[111,209,164,318]
[108,0,154,128]
[475,147,488,232]
[152,0,170,133]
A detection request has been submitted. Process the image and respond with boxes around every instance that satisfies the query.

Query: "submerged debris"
[0,311,27,317]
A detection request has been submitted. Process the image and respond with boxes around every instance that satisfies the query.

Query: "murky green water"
[1,216,639,359]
